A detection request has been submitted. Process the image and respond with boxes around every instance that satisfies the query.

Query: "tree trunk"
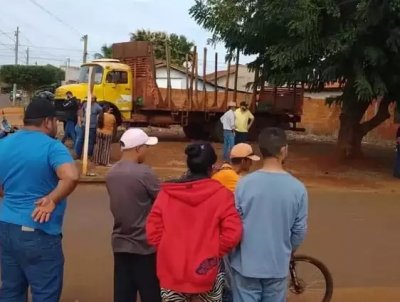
[337,98,391,159]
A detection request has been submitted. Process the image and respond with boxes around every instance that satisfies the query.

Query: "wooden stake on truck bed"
[166,41,172,108]
[224,57,232,108]
[194,48,199,109]
[233,48,240,104]
[190,46,196,110]
[213,52,218,107]
[203,47,208,111]
[185,54,189,108]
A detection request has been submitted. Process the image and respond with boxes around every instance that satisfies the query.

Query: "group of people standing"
[0,98,308,302]
[61,91,116,167]
[105,126,308,301]
[220,101,255,162]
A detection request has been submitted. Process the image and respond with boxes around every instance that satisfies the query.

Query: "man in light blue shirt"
[220,101,237,162]
[0,99,79,301]
[230,127,308,302]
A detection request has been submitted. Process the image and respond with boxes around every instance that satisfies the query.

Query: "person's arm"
[63,99,73,109]
[230,111,236,130]
[247,111,255,130]
[142,169,161,201]
[291,189,308,251]
[32,142,79,223]
[219,190,243,256]
[146,192,165,247]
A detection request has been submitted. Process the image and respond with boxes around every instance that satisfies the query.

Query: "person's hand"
[32,197,56,223]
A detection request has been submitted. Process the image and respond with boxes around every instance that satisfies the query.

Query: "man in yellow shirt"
[212,143,260,191]
[234,101,255,144]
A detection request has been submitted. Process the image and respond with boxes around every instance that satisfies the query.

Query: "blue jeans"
[394,147,400,178]
[74,126,96,158]
[0,222,64,302]
[231,270,287,302]
[223,130,235,162]
[62,120,76,144]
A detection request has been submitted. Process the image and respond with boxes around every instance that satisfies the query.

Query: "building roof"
[204,66,236,82]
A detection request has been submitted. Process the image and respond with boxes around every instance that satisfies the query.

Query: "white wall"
[156,67,224,92]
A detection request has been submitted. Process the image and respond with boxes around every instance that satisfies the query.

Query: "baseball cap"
[230,143,260,161]
[24,99,56,120]
[120,128,158,150]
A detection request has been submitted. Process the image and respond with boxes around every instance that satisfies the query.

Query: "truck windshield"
[78,65,103,84]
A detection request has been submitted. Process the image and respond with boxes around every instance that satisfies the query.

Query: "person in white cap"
[220,101,237,162]
[105,128,161,302]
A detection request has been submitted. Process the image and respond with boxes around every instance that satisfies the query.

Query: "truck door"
[103,70,133,113]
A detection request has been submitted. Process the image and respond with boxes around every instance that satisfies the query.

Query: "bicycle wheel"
[287,254,333,302]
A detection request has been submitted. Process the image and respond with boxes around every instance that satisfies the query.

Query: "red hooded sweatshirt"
[146,177,242,294]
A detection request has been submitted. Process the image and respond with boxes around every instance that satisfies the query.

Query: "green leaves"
[130,30,194,66]
[191,0,400,107]
[0,65,64,94]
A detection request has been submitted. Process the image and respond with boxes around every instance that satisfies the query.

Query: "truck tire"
[183,124,209,141]
[211,121,224,143]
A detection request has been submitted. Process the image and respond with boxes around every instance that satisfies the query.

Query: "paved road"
[59,185,400,302]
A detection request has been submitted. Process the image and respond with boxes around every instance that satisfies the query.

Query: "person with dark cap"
[106,128,161,302]
[229,127,308,302]
[61,91,79,145]
[0,98,79,301]
[234,101,255,145]
[146,142,242,302]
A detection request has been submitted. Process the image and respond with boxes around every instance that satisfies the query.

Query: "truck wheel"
[211,121,224,143]
[183,124,209,141]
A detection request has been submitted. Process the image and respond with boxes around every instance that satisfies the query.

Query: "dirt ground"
[82,127,399,192]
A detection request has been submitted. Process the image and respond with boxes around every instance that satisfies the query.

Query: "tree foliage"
[0,65,64,95]
[94,44,112,59]
[190,0,400,157]
[130,29,195,65]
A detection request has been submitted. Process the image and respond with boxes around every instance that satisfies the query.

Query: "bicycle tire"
[292,254,334,302]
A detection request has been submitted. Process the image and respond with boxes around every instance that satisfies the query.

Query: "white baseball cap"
[120,128,158,150]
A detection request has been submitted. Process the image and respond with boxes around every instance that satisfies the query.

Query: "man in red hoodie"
[146,142,242,302]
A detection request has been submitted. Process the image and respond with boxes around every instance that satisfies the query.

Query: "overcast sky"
[0,0,248,72]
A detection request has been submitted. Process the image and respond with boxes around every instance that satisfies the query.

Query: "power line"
[28,0,82,36]
[0,29,14,42]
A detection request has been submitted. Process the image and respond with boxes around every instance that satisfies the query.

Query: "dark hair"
[258,127,287,158]
[66,91,73,96]
[97,104,110,129]
[185,142,217,175]
[240,101,247,107]
[23,117,47,127]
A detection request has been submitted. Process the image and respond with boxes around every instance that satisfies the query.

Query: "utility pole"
[81,35,88,63]
[26,47,29,65]
[12,26,19,105]
[65,57,70,82]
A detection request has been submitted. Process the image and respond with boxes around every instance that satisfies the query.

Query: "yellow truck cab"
[54,59,133,124]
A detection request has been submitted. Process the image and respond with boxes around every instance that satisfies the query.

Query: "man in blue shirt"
[230,127,308,302]
[0,99,79,302]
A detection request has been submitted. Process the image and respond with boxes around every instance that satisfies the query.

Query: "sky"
[0,0,248,72]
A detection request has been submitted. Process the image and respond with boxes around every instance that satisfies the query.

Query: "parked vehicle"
[54,41,304,140]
